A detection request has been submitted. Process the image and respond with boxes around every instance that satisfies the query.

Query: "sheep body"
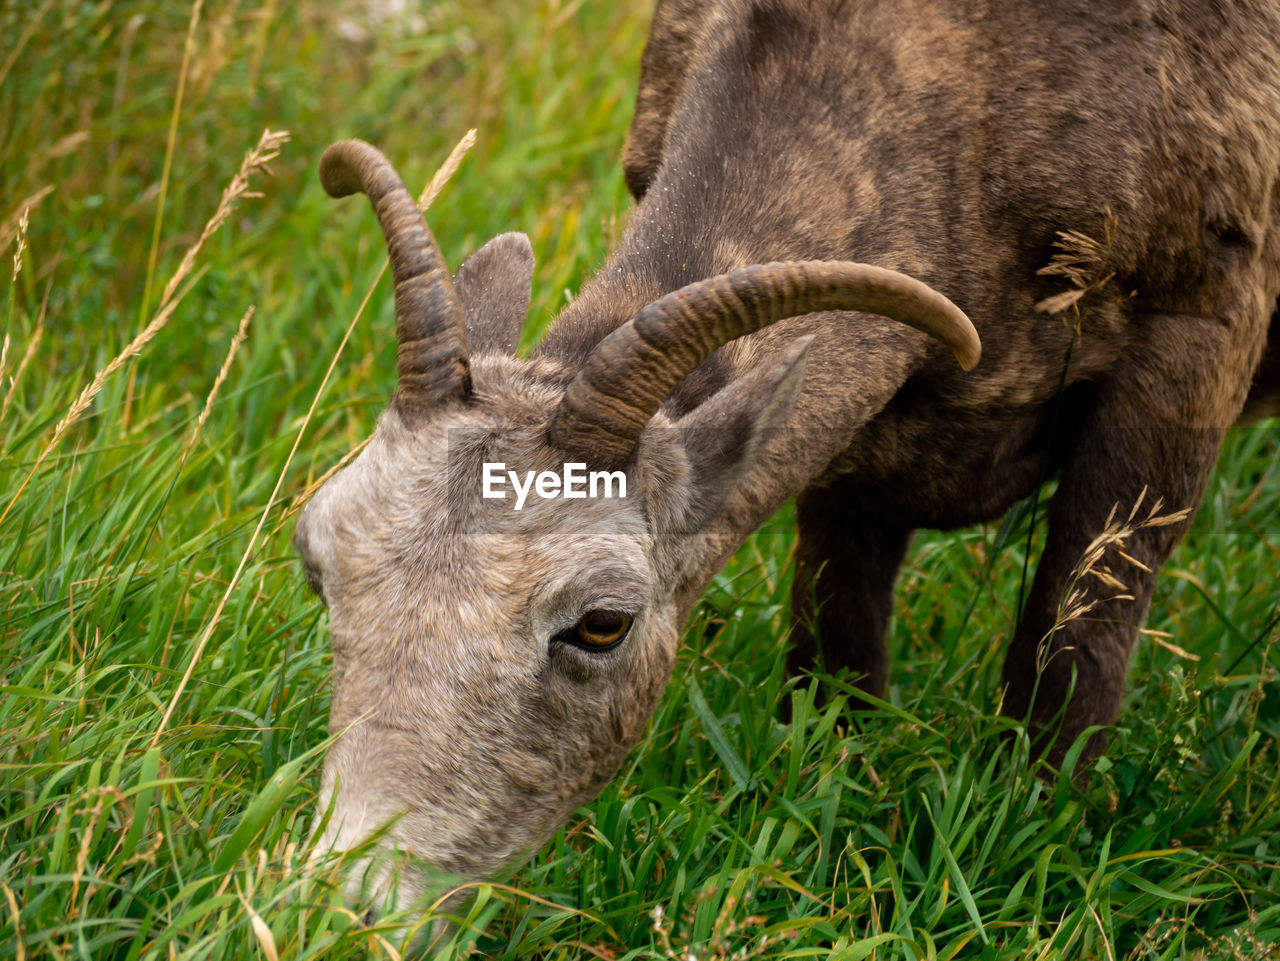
[297,0,1280,914]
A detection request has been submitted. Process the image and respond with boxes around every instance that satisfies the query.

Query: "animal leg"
[788,485,913,701]
[1240,298,1280,421]
[1002,311,1263,764]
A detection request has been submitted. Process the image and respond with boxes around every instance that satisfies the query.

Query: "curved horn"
[319,139,470,411]
[548,261,980,468]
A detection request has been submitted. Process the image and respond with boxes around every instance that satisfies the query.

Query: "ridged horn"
[548,260,980,468]
[319,139,470,411]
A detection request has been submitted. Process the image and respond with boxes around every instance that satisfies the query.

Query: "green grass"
[1,2,1277,958]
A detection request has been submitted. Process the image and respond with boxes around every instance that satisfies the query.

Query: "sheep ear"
[454,232,535,356]
[668,336,813,527]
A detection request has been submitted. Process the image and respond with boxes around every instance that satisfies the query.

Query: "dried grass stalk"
[1043,486,1193,645]
[180,305,254,466]
[1,882,23,961]
[1036,208,1120,316]
[0,304,44,421]
[10,208,29,284]
[417,128,478,209]
[55,131,285,447]
[161,129,290,307]
[0,130,288,527]
[138,0,204,328]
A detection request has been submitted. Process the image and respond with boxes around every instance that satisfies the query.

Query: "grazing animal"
[296,0,1280,913]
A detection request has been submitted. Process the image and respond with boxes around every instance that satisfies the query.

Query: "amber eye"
[564,610,633,650]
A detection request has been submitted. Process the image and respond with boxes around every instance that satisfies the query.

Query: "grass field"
[1,1,1278,958]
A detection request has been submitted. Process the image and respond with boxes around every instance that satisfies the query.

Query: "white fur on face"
[297,360,686,908]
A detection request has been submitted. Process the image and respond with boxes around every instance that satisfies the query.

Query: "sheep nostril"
[362,907,378,926]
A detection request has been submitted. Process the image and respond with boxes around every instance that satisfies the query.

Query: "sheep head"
[295,140,978,915]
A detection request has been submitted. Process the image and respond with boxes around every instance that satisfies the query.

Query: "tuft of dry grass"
[650,891,787,961]
[8,208,29,284]
[161,129,290,308]
[1035,208,1120,317]
[0,129,288,528]
[416,128,478,209]
[1044,486,1192,644]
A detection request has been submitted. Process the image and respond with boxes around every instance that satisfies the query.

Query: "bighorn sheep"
[296,0,1280,914]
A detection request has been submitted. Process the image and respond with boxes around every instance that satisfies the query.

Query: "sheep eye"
[561,610,633,651]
